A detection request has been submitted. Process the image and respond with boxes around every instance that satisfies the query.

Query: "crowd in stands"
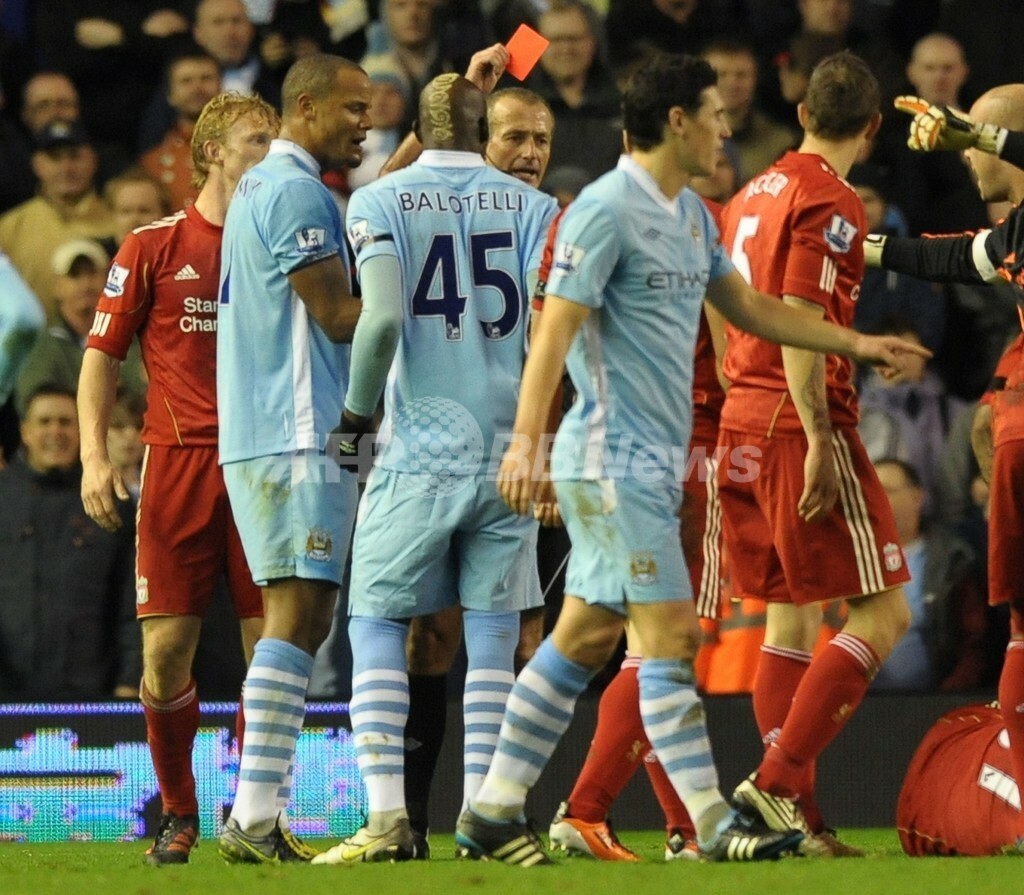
[0,0,1016,701]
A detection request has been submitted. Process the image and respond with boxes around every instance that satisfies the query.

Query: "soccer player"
[401,84,556,843]
[548,214,728,864]
[78,92,279,866]
[214,54,372,864]
[867,83,1024,842]
[457,52,926,866]
[311,72,558,865]
[713,51,910,857]
[898,703,1023,856]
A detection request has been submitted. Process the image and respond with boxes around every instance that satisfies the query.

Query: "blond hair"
[190,91,281,188]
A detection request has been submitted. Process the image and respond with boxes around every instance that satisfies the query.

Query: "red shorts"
[988,438,1024,607]
[716,427,909,605]
[898,704,1024,855]
[681,448,724,619]
[135,444,263,619]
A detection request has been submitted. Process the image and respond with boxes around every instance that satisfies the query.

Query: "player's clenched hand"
[533,478,563,527]
[81,457,130,532]
[497,435,539,516]
[852,332,931,379]
[465,43,509,94]
[894,95,1004,155]
[328,408,374,474]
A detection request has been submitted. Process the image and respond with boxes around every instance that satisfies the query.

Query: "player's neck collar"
[419,149,486,168]
[269,138,320,175]
[617,155,679,216]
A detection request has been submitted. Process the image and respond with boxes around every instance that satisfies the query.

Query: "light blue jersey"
[346,150,558,475]
[217,139,350,463]
[547,155,734,483]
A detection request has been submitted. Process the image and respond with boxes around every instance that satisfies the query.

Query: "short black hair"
[23,382,76,411]
[622,53,717,152]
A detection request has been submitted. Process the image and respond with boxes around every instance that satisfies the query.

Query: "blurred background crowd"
[0,0,1015,702]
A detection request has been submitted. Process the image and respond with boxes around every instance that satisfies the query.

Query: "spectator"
[193,0,282,102]
[604,0,715,80]
[104,167,172,246]
[0,250,44,467]
[846,162,944,352]
[140,46,222,209]
[874,32,988,236]
[348,57,410,190]
[33,3,186,165]
[106,388,145,499]
[857,314,970,514]
[0,120,116,319]
[361,0,467,137]
[264,0,370,65]
[703,37,796,185]
[139,0,282,152]
[794,0,904,104]
[935,0,1024,108]
[0,384,139,701]
[526,0,622,183]
[14,238,108,416]
[870,458,988,692]
[0,72,80,213]
[773,31,845,118]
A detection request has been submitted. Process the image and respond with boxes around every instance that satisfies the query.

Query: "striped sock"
[349,616,410,822]
[462,610,518,812]
[472,637,595,821]
[638,658,728,845]
[230,639,312,835]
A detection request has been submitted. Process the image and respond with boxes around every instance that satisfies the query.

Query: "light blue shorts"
[349,467,542,618]
[556,477,692,612]
[223,450,358,586]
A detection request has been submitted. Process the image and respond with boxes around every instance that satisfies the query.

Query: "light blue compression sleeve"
[344,253,404,418]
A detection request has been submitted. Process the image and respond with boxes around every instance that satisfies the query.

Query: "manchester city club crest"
[629,551,658,585]
[306,527,333,562]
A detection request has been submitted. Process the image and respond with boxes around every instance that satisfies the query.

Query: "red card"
[505,24,549,81]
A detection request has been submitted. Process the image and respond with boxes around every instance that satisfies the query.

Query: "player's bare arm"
[78,347,130,532]
[971,401,995,483]
[498,294,589,516]
[705,269,932,373]
[780,295,837,523]
[288,255,362,342]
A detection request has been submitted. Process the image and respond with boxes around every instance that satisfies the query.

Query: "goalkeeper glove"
[328,409,373,473]
[893,95,1006,155]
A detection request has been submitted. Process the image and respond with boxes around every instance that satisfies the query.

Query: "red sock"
[998,642,1024,788]
[567,657,648,823]
[757,633,878,799]
[236,692,246,755]
[643,754,694,837]
[142,679,201,817]
[752,645,822,830]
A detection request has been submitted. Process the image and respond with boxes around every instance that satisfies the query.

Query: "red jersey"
[718,151,866,435]
[693,198,726,447]
[898,704,1024,856]
[87,205,222,446]
[986,332,1024,447]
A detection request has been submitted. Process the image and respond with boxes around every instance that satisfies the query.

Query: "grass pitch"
[0,829,1016,895]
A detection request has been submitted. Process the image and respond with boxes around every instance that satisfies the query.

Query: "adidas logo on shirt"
[174,264,200,280]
